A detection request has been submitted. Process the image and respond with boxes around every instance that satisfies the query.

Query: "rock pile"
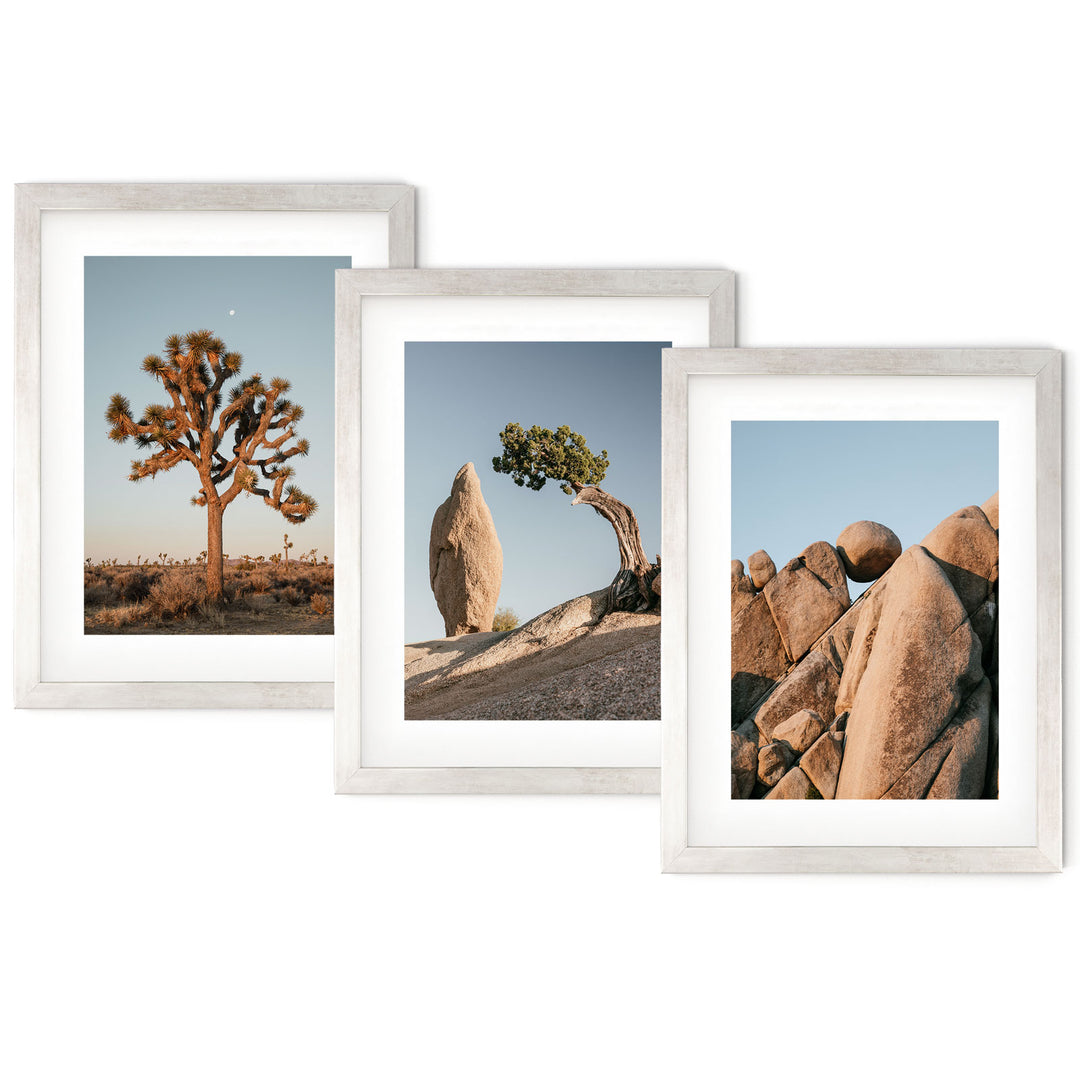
[429,462,503,636]
[730,494,999,800]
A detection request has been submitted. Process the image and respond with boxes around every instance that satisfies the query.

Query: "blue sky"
[405,342,664,642]
[84,256,346,563]
[731,420,999,592]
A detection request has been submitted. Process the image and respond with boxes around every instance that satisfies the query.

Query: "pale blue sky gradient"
[405,342,664,642]
[84,256,347,563]
[732,421,998,594]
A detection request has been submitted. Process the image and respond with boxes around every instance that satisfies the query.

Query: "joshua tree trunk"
[570,483,659,613]
[206,499,225,604]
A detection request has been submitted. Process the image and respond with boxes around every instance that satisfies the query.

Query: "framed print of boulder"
[662,348,1061,872]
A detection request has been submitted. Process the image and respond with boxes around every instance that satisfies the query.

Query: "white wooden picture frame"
[335,269,735,793]
[15,183,415,709]
[661,348,1061,871]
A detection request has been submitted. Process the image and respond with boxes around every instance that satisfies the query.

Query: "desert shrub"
[492,607,520,632]
[86,569,122,604]
[103,603,150,628]
[310,593,331,616]
[84,582,113,607]
[197,603,227,629]
[148,574,205,620]
[292,574,316,597]
[116,570,155,603]
[249,571,271,594]
[312,566,334,588]
[280,586,302,607]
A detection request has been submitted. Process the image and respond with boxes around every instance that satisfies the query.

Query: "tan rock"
[651,573,662,597]
[800,541,851,609]
[731,559,745,584]
[764,766,816,799]
[731,569,757,619]
[880,678,992,799]
[981,491,999,530]
[731,592,788,722]
[920,507,998,615]
[752,650,841,742]
[748,550,777,590]
[835,546,984,799]
[970,596,997,657]
[926,678,993,799]
[429,462,503,636]
[812,599,864,672]
[800,731,844,799]
[834,583,888,718]
[764,559,847,663]
[731,731,758,799]
[758,741,795,787]
[836,521,902,582]
[734,715,761,746]
[771,709,826,754]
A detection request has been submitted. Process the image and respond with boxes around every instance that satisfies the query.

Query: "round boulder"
[747,549,777,590]
[836,521,901,582]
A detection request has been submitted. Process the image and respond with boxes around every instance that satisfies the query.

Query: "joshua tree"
[282,532,294,569]
[492,422,658,613]
[106,330,317,603]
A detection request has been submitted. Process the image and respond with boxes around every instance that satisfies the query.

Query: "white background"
[1,3,1075,1077]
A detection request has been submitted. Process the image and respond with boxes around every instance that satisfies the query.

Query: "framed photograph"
[661,348,1061,871]
[335,269,735,793]
[15,183,415,709]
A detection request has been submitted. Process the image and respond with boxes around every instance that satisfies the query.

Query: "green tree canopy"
[492,423,609,495]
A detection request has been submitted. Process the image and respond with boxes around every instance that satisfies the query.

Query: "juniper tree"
[105,330,317,604]
[492,422,658,613]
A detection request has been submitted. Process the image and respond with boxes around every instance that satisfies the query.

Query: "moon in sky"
[228,309,236,316]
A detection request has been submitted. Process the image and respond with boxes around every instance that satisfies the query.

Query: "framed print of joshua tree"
[15,183,415,708]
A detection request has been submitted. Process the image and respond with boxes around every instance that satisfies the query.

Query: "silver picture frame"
[335,268,735,794]
[15,182,415,709]
[661,347,1062,872]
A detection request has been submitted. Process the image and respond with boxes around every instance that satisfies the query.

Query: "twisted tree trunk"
[570,483,659,613]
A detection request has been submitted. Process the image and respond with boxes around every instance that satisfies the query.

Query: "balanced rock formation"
[730,496,999,800]
[834,545,986,799]
[429,462,503,636]
[747,550,777,589]
[836,520,902,582]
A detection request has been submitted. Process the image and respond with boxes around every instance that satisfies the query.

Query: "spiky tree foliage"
[105,330,318,603]
[492,422,658,613]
